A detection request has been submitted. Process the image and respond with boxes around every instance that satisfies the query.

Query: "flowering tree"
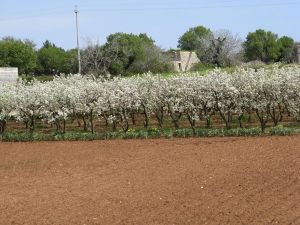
[1,65,300,134]
[208,69,240,129]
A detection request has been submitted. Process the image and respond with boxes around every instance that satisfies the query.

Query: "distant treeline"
[0,26,298,76]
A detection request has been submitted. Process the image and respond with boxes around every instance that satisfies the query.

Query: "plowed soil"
[0,137,299,225]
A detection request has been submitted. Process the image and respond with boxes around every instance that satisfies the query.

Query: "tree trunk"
[0,120,6,134]
[90,110,94,134]
[187,114,196,135]
[256,110,268,133]
[206,117,212,128]
[77,118,81,127]
[142,105,149,129]
[130,112,136,126]
[219,111,232,129]
[112,121,117,132]
[29,116,35,133]
[170,113,181,130]
[25,120,29,129]
[238,114,244,128]
[122,119,129,132]
[63,119,66,133]
[83,116,88,132]
[155,108,164,128]
[55,121,60,132]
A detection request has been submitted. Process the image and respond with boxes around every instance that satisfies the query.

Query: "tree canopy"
[81,33,172,76]
[178,26,242,67]
[105,33,155,75]
[0,27,297,77]
[277,36,295,63]
[178,26,212,51]
[0,37,37,74]
[244,29,295,63]
[36,40,77,75]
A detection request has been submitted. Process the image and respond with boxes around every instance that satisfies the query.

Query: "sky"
[0,0,299,50]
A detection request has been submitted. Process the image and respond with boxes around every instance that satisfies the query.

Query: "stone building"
[0,67,18,84]
[169,51,200,72]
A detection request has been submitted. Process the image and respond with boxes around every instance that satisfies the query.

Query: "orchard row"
[1,66,300,134]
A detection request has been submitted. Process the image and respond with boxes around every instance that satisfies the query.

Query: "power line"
[0,0,299,21]
[79,0,300,12]
[80,1,300,11]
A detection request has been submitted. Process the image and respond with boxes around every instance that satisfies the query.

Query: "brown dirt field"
[0,137,299,225]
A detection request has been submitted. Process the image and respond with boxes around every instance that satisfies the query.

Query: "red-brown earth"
[0,136,299,225]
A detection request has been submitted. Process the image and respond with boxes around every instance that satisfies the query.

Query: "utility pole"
[74,5,81,74]
[297,44,300,64]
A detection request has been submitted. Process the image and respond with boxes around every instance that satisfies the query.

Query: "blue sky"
[0,0,299,50]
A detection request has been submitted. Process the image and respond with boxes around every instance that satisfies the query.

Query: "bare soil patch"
[0,137,299,225]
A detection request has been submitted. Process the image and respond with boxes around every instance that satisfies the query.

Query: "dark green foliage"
[277,36,295,63]
[178,26,212,51]
[36,40,77,75]
[0,38,77,76]
[0,37,37,74]
[80,33,172,76]
[104,33,172,75]
[105,33,154,75]
[127,45,173,74]
[244,29,295,63]
[244,29,279,62]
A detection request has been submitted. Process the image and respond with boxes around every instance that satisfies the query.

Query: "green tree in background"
[128,44,173,74]
[105,33,154,75]
[93,32,172,75]
[0,37,37,74]
[244,29,279,63]
[277,36,295,63]
[64,49,78,74]
[36,40,77,75]
[244,29,295,63]
[178,25,212,51]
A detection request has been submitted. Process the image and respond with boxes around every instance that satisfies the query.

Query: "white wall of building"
[0,68,18,83]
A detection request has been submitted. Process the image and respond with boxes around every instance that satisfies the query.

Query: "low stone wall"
[0,68,18,83]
